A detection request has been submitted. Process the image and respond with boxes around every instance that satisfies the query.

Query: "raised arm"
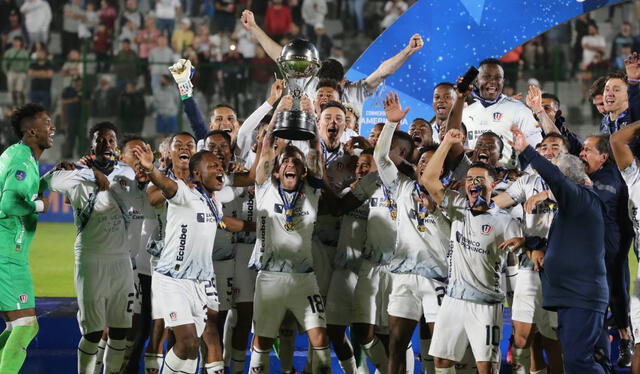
[169,59,208,140]
[133,144,179,199]
[625,52,640,123]
[443,78,470,168]
[526,85,561,135]
[363,34,424,92]
[374,92,409,188]
[240,10,283,62]
[610,120,640,170]
[256,97,293,185]
[422,129,464,205]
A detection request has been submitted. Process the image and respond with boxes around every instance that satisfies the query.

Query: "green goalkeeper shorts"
[0,257,35,311]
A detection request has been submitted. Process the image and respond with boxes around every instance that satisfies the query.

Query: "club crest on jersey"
[274,203,284,213]
[197,213,205,222]
[18,294,28,303]
[481,224,493,235]
[170,312,177,321]
[492,112,503,121]
[14,170,26,181]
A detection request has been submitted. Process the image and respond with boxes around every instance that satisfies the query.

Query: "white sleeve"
[235,101,273,165]
[168,179,190,206]
[499,216,523,243]
[44,168,94,195]
[440,189,466,221]
[351,172,379,201]
[516,105,542,147]
[621,159,640,187]
[504,174,528,204]
[373,120,400,193]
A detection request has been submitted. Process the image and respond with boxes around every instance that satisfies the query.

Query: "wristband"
[629,78,640,83]
[35,199,45,213]
[178,82,193,100]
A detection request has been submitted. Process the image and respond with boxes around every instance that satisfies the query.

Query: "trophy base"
[273,110,317,141]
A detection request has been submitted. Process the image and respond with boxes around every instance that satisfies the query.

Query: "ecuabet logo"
[492,112,502,121]
[481,224,493,235]
[19,294,28,303]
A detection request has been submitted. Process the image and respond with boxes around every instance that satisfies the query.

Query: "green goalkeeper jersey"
[0,142,42,263]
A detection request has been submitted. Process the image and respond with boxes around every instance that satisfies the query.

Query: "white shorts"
[253,271,326,338]
[430,295,503,363]
[233,243,257,304]
[387,273,445,323]
[6,72,26,92]
[75,257,134,335]
[352,260,391,329]
[151,272,208,337]
[311,238,335,297]
[325,268,358,326]
[511,269,557,339]
[212,259,235,311]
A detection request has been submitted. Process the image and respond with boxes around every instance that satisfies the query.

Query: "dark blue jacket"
[183,96,208,141]
[521,146,609,313]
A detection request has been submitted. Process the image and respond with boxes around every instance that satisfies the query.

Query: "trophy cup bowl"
[273,39,321,141]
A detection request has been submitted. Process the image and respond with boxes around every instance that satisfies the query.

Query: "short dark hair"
[212,103,237,115]
[318,59,345,81]
[189,150,211,175]
[120,135,146,151]
[320,100,346,115]
[479,58,502,68]
[89,121,119,142]
[411,117,429,124]
[434,82,455,90]
[606,71,628,85]
[587,134,614,165]
[171,131,197,145]
[541,93,560,107]
[468,161,497,179]
[478,131,504,154]
[12,35,23,43]
[11,103,46,138]
[360,148,374,156]
[316,78,342,96]
[392,130,415,163]
[542,132,569,150]
[589,76,607,99]
[205,129,232,146]
[415,144,440,163]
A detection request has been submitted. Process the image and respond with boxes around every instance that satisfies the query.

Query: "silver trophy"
[273,39,321,141]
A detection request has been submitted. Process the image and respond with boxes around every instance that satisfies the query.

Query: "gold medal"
[390,210,397,220]
[284,222,295,232]
[417,225,427,232]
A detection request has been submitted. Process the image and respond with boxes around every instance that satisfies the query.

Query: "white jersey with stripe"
[334,187,368,270]
[154,179,222,280]
[44,163,137,261]
[441,190,522,304]
[212,174,240,261]
[463,95,542,167]
[620,159,640,254]
[250,179,320,273]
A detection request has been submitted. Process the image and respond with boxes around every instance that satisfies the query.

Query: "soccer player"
[43,122,139,374]
[430,82,456,144]
[248,98,331,374]
[375,92,451,374]
[423,128,521,374]
[0,103,54,373]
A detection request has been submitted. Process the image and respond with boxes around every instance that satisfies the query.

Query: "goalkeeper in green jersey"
[0,103,55,373]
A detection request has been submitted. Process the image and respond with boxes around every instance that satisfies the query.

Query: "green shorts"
[0,257,35,311]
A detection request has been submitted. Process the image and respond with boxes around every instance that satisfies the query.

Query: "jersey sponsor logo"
[455,231,487,254]
[196,212,217,223]
[481,224,493,235]
[492,112,503,121]
[170,312,177,321]
[176,224,188,263]
[14,170,26,181]
[18,294,28,303]
[273,204,309,217]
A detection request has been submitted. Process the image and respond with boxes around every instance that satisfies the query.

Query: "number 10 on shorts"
[485,325,500,346]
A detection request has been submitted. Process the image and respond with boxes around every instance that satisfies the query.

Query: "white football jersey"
[620,159,640,253]
[441,190,522,304]
[352,172,397,265]
[463,95,542,166]
[212,174,239,261]
[123,182,155,263]
[45,163,138,261]
[334,187,368,270]
[155,179,222,280]
[250,179,321,273]
[304,78,373,122]
[233,186,257,245]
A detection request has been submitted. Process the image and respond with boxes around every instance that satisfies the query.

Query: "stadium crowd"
[4,3,640,374]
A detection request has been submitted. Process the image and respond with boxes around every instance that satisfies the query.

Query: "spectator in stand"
[60,77,84,158]
[136,16,161,90]
[118,81,147,135]
[193,23,213,54]
[113,39,140,90]
[0,0,19,52]
[60,49,84,88]
[381,0,408,30]
[221,44,246,112]
[591,76,607,118]
[172,18,194,54]
[62,0,84,58]
[3,10,26,52]
[522,35,549,82]
[148,35,176,93]
[2,36,30,106]
[153,74,179,141]
[117,19,138,51]
[500,46,523,95]
[301,0,326,38]
[581,50,610,104]
[249,45,274,109]
[611,22,633,65]
[29,42,47,60]
[233,21,257,60]
[19,0,51,47]
[309,23,332,59]
[155,0,181,37]
[91,75,119,125]
[99,0,117,33]
[93,23,112,73]
[581,22,606,73]
[78,1,99,41]
[572,13,591,77]
[215,0,236,34]
[27,48,53,110]
[614,44,632,71]
[347,0,365,34]
[120,0,143,30]
[264,0,292,42]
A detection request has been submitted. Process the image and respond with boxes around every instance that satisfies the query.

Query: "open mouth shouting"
[476,152,490,163]
[435,103,447,116]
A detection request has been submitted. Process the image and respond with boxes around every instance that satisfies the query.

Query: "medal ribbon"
[382,185,397,220]
[196,185,226,230]
[414,182,427,230]
[321,140,341,165]
[278,182,304,229]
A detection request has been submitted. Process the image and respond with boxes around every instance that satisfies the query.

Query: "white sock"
[94,338,107,373]
[435,367,456,374]
[420,339,435,374]
[78,337,100,374]
[512,347,530,374]
[144,352,164,372]
[230,347,247,374]
[121,338,134,371]
[205,360,225,374]
[163,348,197,374]
[362,337,388,374]
[530,370,546,374]
[279,320,297,372]
[339,356,358,374]
[249,346,270,374]
[103,337,127,374]
[312,346,332,374]
[405,344,415,374]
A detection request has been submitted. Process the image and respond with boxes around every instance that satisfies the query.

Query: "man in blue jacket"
[510,126,609,374]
